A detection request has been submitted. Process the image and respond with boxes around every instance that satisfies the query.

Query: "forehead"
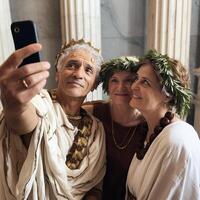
[64,49,95,65]
[110,71,134,79]
[138,64,158,81]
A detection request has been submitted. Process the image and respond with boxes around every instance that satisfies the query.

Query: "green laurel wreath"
[142,50,192,118]
[100,56,139,93]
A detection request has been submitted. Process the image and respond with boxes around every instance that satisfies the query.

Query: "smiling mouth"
[67,81,83,87]
[132,94,142,99]
[115,93,129,96]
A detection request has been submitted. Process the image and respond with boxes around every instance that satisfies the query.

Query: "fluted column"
[60,0,102,101]
[146,0,191,67]
[0,0,14,64]
[146,1,200,134]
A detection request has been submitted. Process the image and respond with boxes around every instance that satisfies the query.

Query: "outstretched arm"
[0,43,50,134]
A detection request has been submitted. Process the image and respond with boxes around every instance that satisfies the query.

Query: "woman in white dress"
[126,50,200,200]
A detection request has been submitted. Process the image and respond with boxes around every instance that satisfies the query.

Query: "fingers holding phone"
[0,57,50,109]
[0,21,50,109]
[2,43,41,72]
[0,20,50,135]
[16,60,50,92]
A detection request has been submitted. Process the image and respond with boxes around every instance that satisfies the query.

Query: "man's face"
[56,49,97,98]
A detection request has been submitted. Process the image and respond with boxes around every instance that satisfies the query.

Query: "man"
[0,39,106,199]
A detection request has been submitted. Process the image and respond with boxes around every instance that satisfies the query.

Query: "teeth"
[132,94,140,98]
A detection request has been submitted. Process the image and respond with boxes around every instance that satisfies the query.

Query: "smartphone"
[11,20,40,67]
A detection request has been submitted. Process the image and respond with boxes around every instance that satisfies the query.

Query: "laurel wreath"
[100,56,139,93]
[142,50,192,117]
[54,39,100,70]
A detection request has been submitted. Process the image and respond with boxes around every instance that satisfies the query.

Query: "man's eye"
[85,67,93,74]
[67,63,76,68]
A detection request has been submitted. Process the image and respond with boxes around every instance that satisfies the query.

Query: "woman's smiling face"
[130,64,167,114]
[108,71,135,105]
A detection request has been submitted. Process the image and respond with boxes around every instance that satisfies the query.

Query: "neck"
[144,108,168,141]
[56,90,84,116]
[110,101,141,126]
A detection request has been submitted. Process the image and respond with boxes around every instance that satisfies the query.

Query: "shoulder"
[82,100,108,114]
[86,111,105,133]
[162,121,198,141]
[159,121,200,158]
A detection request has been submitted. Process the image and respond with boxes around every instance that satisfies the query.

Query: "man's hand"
[0,43,50,134]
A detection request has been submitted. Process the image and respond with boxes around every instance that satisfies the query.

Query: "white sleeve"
[31,89,51,117]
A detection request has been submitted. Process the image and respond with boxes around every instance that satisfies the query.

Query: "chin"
[63,89,85,98]
[112,98,130,105]
[116,96,131,101]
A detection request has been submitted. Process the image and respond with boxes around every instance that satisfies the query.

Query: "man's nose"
[73,65,84,78]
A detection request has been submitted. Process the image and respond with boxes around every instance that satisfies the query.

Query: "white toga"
[0,90,106,200]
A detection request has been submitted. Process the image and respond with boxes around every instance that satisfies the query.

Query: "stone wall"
[7,0,200,124]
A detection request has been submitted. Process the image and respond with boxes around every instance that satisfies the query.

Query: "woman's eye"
[142,79,150,86]
[110,79,118,83]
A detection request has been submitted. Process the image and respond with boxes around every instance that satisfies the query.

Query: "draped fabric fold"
[0,90,106,200]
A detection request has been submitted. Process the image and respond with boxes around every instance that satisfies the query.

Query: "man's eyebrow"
[67,59,81,64]
[84,62,93,68]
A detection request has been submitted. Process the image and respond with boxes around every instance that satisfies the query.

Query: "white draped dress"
[127,121,200,200]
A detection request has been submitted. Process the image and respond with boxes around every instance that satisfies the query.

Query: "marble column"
[146,0,197,127]
[146,0,192,67]
[60,0,102,101]
[0,0,14,64]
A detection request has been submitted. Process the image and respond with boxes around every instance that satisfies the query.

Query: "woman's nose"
[118,82,124,90]
[131,80,139,90]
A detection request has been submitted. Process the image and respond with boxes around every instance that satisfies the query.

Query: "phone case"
[11,20,40,67]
